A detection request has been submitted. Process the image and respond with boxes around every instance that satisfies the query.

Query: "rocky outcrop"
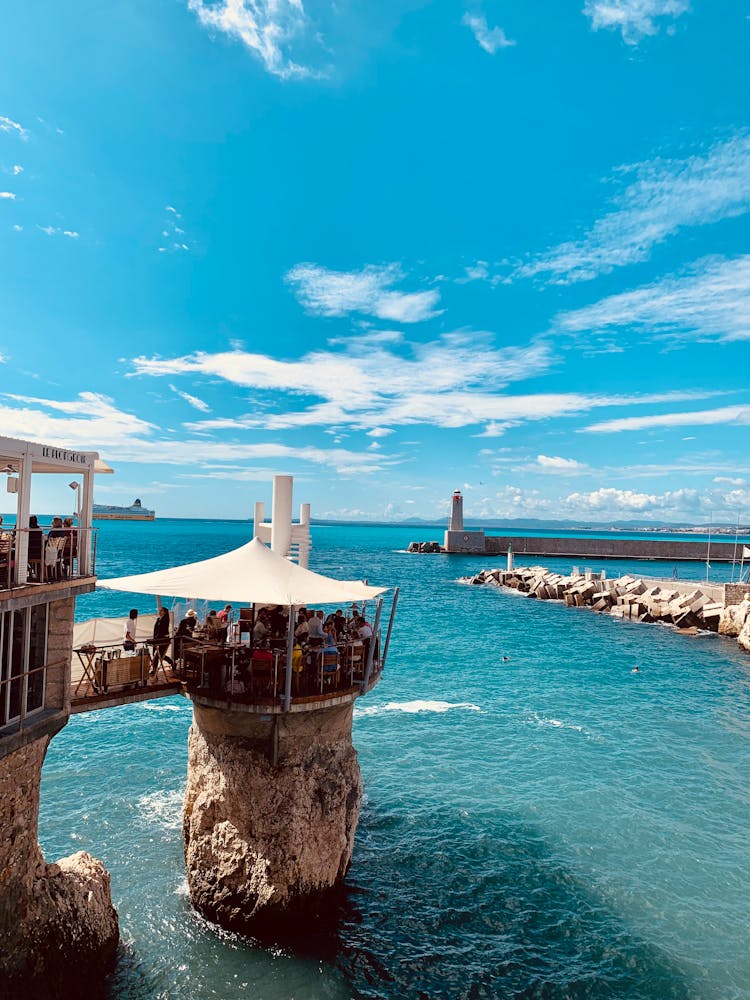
[0,738,119,999]
[719,599,750,638]
[738,617,750,654]
[183,702,362,934]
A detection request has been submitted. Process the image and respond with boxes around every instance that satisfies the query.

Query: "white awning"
[97,536,387,606]
[73,614,158,648]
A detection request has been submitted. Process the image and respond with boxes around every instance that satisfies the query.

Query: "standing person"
[27,515,43,580]
[151,606,173,677]
[307,610,325,646]
[123,609,138,651]
[217,604,232,623]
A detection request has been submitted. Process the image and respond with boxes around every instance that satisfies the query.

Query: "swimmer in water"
[502,655,510,662]
[631,664,640,673]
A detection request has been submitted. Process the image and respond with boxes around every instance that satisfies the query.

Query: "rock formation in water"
[183,702,362,933]
[718,598,750,637]
[0,737,119,998]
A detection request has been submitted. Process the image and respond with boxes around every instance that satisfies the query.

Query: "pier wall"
[483,535,738,562]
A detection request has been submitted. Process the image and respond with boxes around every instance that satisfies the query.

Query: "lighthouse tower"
[443,488,486,553]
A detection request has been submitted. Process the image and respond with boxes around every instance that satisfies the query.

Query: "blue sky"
[1,0,749,523]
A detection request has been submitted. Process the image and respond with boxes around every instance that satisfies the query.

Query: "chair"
[44,536,65,581]
[238,608,253,640]
[344,642,364,683]
[250,654,274,697]
[318,650,340,693]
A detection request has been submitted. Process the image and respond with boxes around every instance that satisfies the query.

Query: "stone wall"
[484,534,739,562]
[0,736,119,998]
[183,702,362,934]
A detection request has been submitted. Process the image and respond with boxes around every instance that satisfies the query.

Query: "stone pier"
[183,701,362,934]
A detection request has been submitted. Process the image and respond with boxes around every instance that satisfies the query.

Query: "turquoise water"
[38,521,750,999]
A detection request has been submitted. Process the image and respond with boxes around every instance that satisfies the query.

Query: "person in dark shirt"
[27,515,43,580]
[151,606,173,677]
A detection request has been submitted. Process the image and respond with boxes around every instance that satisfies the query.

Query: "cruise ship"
[92,498,155,521]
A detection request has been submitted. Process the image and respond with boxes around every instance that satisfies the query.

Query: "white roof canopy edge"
[97,536,387,606]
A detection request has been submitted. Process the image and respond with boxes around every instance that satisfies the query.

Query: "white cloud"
[188,0,321,80]
[11,165,23,175]
[583,0,690,44]
[0,115,29,140]
[0,391,390,474]
[0,191,16,200]
[462,13,516,54]
[535,454,587,472]
[12,224,22,232]
[367,427,394,438]
[38,225,57,235]
[130,339,717,439]
[584,403,750,433]
[556,254,750,344]
[169,383,211,413]
[63,230,79,239]
[158,205,190,253]
[0,353,7,364]
[286,263,442,324]
[519,133,750,284]
[714,476,746,486]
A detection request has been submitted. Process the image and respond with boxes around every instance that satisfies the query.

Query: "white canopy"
[73,614,157,648]
[97,536,387,606]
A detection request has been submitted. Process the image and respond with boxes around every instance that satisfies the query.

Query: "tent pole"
[362,598,383,692]
[283,604,296,711]
[380,587,399,671]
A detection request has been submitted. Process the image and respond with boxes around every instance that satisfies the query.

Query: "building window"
[0,604,48,728]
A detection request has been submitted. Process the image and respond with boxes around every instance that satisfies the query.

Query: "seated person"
[174,609,198,660]
[333,609,346,639]
[294,610,309,641]
[306,609,326,645]
[253,611,270,643]
[205,609,227,643]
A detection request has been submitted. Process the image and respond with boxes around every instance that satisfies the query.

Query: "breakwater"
[461,566,750,655]
[411,534,742,561]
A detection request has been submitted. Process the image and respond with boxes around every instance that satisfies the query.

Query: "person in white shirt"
[307,610,325,644]
[123,609,138,651]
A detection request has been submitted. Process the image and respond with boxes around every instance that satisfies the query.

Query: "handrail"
[0,656,66,732]
[0,526,97,589]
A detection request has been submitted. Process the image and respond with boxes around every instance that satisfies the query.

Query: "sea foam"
[356,700,482,717]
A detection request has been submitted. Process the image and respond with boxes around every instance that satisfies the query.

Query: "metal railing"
[0,656,65,733]
[0,527,97,590]
[177,633,383,707]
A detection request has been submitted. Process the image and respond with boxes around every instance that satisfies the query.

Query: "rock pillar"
[183,701,362,933]
[0,736,119,998]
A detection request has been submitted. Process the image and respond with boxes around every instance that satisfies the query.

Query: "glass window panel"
[8,610,24,723]
[26,604,47,715]
[0,611,7,727]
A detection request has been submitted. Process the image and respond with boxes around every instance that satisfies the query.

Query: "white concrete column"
[14,446,32,584]
[271,475,292,557]
[253,501,265,539]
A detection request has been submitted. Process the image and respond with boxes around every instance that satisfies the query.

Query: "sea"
[37,519,750,1000]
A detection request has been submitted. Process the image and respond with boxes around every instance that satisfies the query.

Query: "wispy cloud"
[534,454,588,472]
[462,13,516,54]
[169,383,211,412]
[36,224,79,239]
[11,164,23,175]
[556,254,750,345]
[583,0,690,44]
[0,191,16,200]
[0,391,390,474]
[188,0,323,80]
[518,133,750,284]
[158,205,189,253]
[0,115,29,140]
[584,403,750,434]
[129,338,717,438]
[286,263,442,323]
